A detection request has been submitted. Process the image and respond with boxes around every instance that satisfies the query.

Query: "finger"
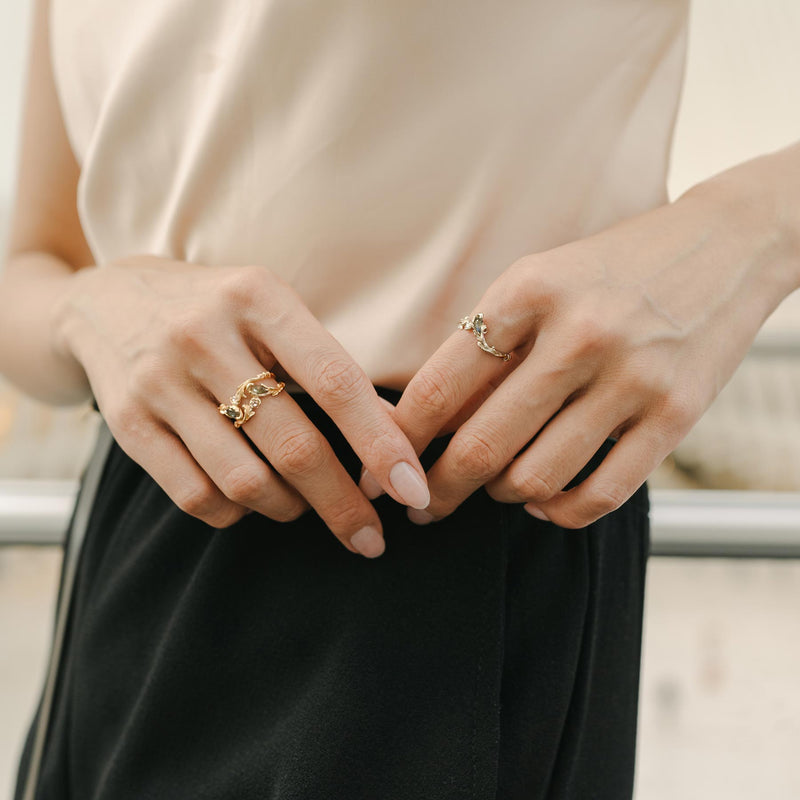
[522,422,664,529]
[392,314,520,456]
[244,279,430,510]
[107,408,250,530]
[208,357,388,557]
[408,344,585,522]
[484,391,633,504]
[163,392,310,524]
[358,381,504,500]
[358,396,402,498]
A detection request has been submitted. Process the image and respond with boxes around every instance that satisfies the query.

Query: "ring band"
[218,370,285,428]
[458,313,511,361]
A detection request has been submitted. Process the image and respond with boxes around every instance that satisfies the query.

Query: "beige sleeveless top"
[50,0,688,390]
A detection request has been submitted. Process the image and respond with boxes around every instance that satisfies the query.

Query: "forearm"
[0,250,93,406]
[676,140,800,311]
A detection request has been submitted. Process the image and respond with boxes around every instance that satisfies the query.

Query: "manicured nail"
[350,526,385,558]
[359,469,384,500]
[524,503,549,521]
[407,507,434,525]
[389,461,430,509]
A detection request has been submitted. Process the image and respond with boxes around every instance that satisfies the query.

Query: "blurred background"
[1,1,800,798]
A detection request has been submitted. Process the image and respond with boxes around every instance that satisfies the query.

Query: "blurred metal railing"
[0,481,76,545]
[1,481,800,557]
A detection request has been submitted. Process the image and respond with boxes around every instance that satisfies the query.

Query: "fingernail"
[389,461,430,509]
[359,469,384,500]
[350,525,385,558]
[524,503,549,521]
[407,507,434,525]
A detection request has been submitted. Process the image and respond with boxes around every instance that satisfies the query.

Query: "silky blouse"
[50,0,689,389]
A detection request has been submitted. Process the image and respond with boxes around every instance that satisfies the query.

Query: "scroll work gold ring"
[218,370,285,428]
[458,313,511,361]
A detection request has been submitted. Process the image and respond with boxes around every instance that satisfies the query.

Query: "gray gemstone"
[250,384,271,396]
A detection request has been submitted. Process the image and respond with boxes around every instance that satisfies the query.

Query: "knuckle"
[206,507,247,529]
[355,425,398,470]
[220,463,271,505]
[618,368,658,400]
[660,389,701,434]
[219,265,267,306]
[587,482,627,517]
[551,509,588,530]
[568,312,617,358]
[506,254,540,286]
[497,256,547,309]
[548,481,628,531]
[128,352,172,398]
[313,356,365,403]
[323,497,368,533]
[272,427,328,476]
[409,363,459,419]
[509,467,560,504]
[174,481,222,520]
[510,255,561,304]
[163,311,213,358]
[104,399,150,438]
[269,498,308,522]
[450,430,503,483]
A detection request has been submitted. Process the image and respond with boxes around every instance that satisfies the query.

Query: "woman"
[4,0,798,797]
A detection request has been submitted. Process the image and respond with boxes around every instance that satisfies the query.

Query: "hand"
[53,255,430,556]
[384,186,793,528]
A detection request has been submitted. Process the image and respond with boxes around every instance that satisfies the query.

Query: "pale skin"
[381,161,800,528]
[3,0,800,557]
[1,0,430,560]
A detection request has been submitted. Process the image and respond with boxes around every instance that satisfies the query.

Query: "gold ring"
[458,313,511,361]
[218,370,285,428]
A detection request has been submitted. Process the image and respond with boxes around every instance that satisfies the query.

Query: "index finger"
[393,317,518,456]
[248,281,431,510]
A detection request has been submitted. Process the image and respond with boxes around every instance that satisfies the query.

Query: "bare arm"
[0,0,96,405]
[0,0,432,556]
[389,143,800,528]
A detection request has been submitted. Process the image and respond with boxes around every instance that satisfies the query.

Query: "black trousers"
[17,386,649,799]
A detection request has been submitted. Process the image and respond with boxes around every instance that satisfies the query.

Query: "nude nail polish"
[389,461,430,510]
[407,507,434,525]
[359,469,384,500]
[524,503,549,521]
[350,526,385,558]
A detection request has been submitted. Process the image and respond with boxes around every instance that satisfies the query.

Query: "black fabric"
[17,386,649,800]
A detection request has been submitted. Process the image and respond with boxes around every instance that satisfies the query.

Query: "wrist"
[677,148,800,311]
[47,265,101,403]
[0,251,93,405]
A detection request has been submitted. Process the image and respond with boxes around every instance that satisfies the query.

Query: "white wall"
[670,0,800,198]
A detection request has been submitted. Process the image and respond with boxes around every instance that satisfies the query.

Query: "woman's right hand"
[52,254,430,557]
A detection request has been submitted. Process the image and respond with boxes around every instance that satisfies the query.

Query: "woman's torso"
[50,0,689,389]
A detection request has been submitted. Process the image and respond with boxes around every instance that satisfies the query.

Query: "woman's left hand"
[370,167,799,528]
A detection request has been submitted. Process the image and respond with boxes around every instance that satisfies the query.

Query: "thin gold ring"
[218,370,285,428]
[458,313,511,361]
